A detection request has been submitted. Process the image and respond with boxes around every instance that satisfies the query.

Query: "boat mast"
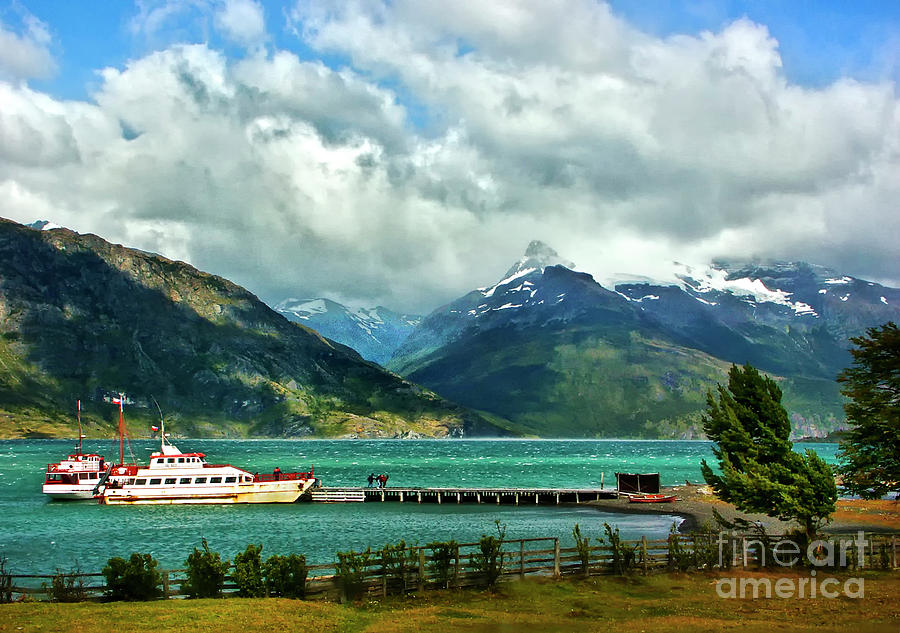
[76,399,82,455]
[117,394,124,465]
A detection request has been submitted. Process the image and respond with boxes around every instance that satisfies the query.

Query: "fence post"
[869,533,874,569]
[892,535,897,569]
[741,537,747,569]
[553,539,560,578]
[417,548,426,593]
[162,570,170,599]
[519,540,525,579]
[641,536,648,575]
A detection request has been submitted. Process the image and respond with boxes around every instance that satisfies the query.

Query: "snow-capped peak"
[274,298,330,319]
[674,263,817,316]
[503,241,575,279]
[27,219,62,231]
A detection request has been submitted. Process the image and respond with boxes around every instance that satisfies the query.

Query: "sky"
[1,0,898,313]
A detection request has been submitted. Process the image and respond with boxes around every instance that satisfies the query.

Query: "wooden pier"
[307,486,618,504]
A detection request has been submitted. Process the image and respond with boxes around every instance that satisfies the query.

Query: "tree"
[700,364,836,538]
[837,321,900,499]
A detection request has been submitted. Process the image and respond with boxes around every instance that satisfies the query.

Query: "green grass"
[3,571,898,633]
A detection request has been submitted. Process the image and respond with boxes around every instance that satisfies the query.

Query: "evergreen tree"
[700,364,836,538]
[837,322,900,499]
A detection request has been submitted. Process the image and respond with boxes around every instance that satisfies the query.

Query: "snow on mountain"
[27,220,62,231]
[274,297,422,365]
[671,262,818,316]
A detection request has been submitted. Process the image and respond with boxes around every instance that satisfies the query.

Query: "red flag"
[150,425,159,432]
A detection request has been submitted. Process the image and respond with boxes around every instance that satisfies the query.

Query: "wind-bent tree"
[837,321,900,499]
[700,364,836,538]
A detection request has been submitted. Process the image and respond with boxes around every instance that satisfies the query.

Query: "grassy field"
[3,571,898,633]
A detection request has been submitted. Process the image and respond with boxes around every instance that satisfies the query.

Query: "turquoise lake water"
[0,439,838,574]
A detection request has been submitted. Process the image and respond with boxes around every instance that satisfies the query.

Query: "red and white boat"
[97,418,318,505]
[43,401,111,500]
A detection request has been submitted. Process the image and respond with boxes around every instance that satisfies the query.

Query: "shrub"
[379,540,417,592]
[44,567,90,603]
[667,524,693,572]
[102,553,162,601]
[183,539,229,599]
[572,524,592,576]
[470,521,506,588]
[232,544,265,598]
[263,553,307,598]
[601,523,636,575]
[335,547,372,602]
[427,540,458,589]
[0,556,12,604]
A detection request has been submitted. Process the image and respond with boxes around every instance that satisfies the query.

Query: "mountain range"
[379,241,900,438]
[7,215,896,440]
[275,298,421,365]
[0,218,507,439]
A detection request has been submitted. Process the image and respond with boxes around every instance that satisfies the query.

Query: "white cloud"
[214,0,266,48]
[0,14,56,81]
[0,1,898,314]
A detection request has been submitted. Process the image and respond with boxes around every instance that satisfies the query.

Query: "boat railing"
[253,471,314,482]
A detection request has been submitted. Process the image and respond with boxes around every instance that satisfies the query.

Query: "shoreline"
[586,484,900,535]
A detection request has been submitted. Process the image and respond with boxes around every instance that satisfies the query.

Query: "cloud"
[214,0,266,48]
[0,12,56,81]
[0,1,898,314]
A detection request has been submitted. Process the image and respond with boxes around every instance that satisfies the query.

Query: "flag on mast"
[150,425,159,432]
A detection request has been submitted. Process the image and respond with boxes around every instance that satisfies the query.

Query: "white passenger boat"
[43,452,109,500]
[98,421,318,505]
[42,401,111,500]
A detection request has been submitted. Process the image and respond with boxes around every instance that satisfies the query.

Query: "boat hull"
[628,494,676,503]
[100,479,315,505]
[42,484,98,500]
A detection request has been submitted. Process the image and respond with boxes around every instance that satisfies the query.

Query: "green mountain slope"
[0,219,508,439]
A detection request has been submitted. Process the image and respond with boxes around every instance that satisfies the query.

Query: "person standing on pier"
[367,473,375,488]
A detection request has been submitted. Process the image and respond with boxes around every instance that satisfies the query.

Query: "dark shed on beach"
[615,472,660,494]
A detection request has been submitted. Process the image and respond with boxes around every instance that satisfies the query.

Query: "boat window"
[165,478,176,485]
[79,473,88,480]
[178,458,185,463]
[209,477,222,484]
[126,479,135,485]
[167,458,175,464]
[244,476,252,482]
[156,458,164,464]
[135,479,146,485]
[179,478,191,485]
[224,476,236,483]
[195,477,207,484]
[89,473,97,479]
[149,478,162,485]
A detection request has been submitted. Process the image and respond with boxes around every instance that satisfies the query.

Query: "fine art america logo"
[715,531,868,599]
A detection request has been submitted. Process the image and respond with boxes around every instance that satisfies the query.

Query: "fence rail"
[5,531,898,602]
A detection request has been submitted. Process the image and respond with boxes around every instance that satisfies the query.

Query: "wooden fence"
[5,531,898,602]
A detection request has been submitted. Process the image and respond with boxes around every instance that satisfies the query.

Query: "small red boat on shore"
[628,494,677,503]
